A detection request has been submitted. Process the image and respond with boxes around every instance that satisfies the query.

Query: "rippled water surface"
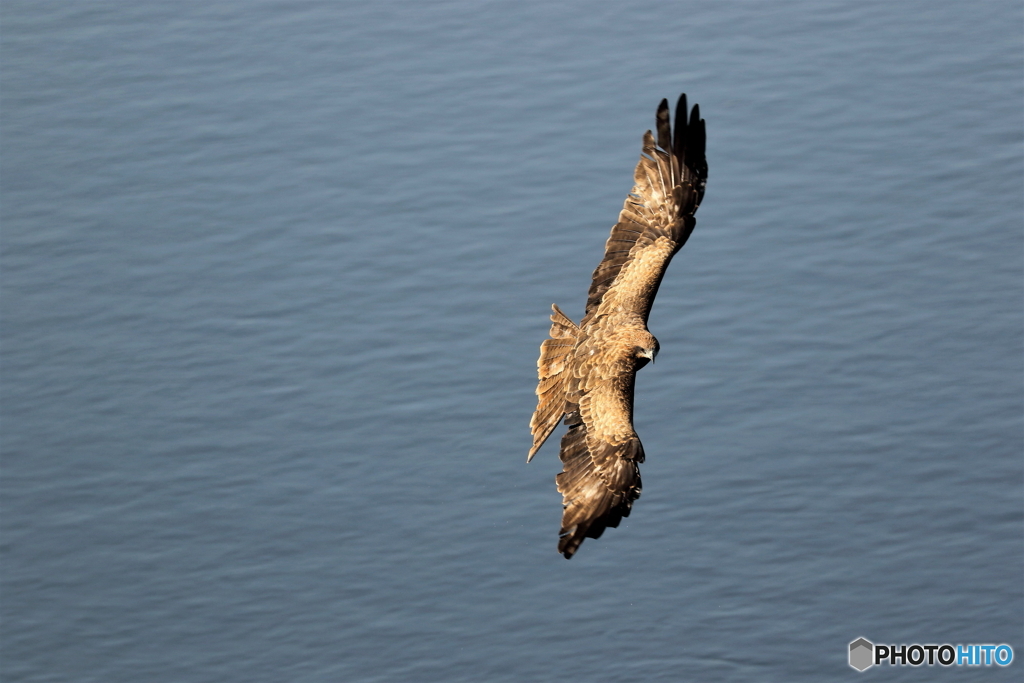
[3,1,1021,681]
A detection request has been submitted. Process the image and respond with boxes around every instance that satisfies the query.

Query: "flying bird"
[528,94,707,559]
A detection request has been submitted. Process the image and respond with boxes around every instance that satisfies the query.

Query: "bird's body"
[528,95,707,558]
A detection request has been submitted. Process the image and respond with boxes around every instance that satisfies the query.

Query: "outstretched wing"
[582,95,707,327]
[555,345,644,559]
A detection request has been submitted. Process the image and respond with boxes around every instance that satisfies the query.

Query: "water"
[2,1,1021,681]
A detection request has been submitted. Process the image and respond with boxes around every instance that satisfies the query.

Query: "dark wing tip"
[558,502,631,559]
[670,93,707,203]
[559,525,585,559]
[672,93,688,160]
[689,103,706,161]
[655,98,671,151]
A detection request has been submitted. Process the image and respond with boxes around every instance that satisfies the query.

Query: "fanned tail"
[528,304,579,462]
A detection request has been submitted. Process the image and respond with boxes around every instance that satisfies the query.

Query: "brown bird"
[528,94,707,559]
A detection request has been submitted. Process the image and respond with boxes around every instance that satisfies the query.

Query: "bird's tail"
[528,304,579,462]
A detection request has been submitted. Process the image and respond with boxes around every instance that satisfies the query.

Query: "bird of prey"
[528,94,707,559]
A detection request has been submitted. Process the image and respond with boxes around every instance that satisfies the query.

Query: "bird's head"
[633,333,660,367]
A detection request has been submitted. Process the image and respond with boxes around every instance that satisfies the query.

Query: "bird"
[528,94,707,559]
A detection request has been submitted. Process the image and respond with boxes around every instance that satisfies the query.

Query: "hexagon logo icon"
[849,638,874,671]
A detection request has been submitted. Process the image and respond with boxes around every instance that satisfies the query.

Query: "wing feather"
[582,95,707,325]
[555,408,643,559]
[554,364,644,558]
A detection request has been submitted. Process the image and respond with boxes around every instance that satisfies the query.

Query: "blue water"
[2,1,1021,681]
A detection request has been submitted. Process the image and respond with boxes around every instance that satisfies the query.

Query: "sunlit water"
[3,1,1021,681]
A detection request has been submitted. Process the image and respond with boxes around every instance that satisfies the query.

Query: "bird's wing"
[555,344,644,559]
[582,95,706,327]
